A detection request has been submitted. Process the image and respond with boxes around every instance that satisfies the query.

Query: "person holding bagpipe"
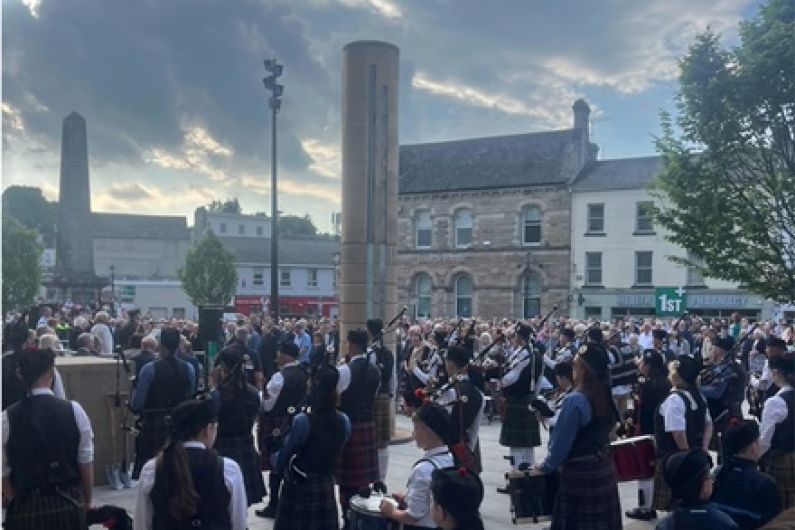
[759,351,795,509]
[748,336,787,419]
[403,325,432,411]
[367,318,397,484]
[256,341,309,519]
[702,336,747,450]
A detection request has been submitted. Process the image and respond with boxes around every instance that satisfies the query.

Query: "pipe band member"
[368,318,396,483]
[441,344,484,472]
[430,467,485,530]
[759,352,794,509]
[134,397,248,530]
[537,343,622,530]
[2,348,94,530]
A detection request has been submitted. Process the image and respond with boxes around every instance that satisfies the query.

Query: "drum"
[348,494,400,530]
[506,470,556,524]
[610,435,655,482]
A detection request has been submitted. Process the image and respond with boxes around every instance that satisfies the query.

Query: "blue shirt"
[130,358,196,413]
[541,391,592,473]
[294,332,312,365]
[272,412,352,472]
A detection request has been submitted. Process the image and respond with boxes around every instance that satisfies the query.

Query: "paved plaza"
[95,413,657,529]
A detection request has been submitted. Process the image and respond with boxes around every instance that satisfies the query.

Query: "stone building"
[395,100,597,320]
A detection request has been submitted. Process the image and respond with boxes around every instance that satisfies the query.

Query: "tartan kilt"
[215,433,266,506]
[133,408,172,479]
[652,457,672,511]
[274,473,339,530]
[258,413,292,471]
[500,396,541,448]
[336,420,379,490]
[762,450,795,510]
[551,453,622,530]
[4,488,85,530]
[373,395,392,448]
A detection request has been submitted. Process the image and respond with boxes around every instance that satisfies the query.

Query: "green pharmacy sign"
[655,287,687,316]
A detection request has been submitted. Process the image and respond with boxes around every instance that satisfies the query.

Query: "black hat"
[366,318,383,335]
[577,343,610,380]
[674,356,701,386]
[278,342,300,358]
[714,337,734,351]
[18,347,55,387]
[587,327,604,343]
[652,329,668,341]
[642,349,665,372]
[515,322,533,341]
[560,328,575,340]
[347,329,368,350]
[664,449,711,494]
[554,361,573,381]
[770,353,795,375]
[767,336,787,350]
[430,467,485,524]
[416,403,454,445]
[170,398,220,439]
[160,327,181,352]
[433,330,448,346]
[446,345,471,367]
[218,345,246,367]
[722,419,760,457]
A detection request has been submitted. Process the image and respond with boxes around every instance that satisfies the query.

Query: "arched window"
[522,206,542,245]
[522,272,541,319]
[454,209,473,248]
[455,274,473,317]
[413,274,432,319]
[415,211,432,249]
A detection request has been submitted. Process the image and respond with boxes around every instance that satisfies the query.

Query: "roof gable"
[572,156,663,192]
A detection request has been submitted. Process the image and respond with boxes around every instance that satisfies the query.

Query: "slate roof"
[91,213,190,240]
[398,129,584,194]
[219,236,339,265]
[573,156,663,191]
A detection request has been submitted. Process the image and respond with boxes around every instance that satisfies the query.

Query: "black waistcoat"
[771,390,794,452]
[217,385,261,437]
[339,356,380,422]
[502,348,542,400]
[609,344,639,387]
[655,390,706,459]
[637,374,671,436]
[144,357,192,410]
[450,379,483,443]
[567,401,614,461]
[2,351,25,410]
[296,412,349,474]
[269,365,308,417]
[6,394,80,494]
[374,346,394,395]
[151,447,231,530]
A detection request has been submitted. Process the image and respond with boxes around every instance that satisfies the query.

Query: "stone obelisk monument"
[339,41,399,339]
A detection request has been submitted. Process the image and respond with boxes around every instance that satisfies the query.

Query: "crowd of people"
[2,304,794,529]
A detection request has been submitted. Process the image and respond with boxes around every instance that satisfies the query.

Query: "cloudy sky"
[3,0,762,232]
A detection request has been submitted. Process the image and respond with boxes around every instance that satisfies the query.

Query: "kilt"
[336,420,379,490]
[762,450,795,510]
[652,457,672,511]
[215,433,266,505]
[373,394,392,448]
[4,488,85,530]
[551,453,622,530]
[133,408,172,479]
[274,473,339,530]
[500,396,541,448]
[258,413,292,472]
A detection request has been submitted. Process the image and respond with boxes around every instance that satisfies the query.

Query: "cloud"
[2,102,24,131]
[145,125,234,182]
[107,182,158,202]
[21,0,41,18]
[300,138,340,179]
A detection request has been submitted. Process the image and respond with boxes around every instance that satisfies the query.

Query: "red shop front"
[233,295,266,316]
[279,296,338,318]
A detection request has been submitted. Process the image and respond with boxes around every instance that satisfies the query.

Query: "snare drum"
[610,435,656,482]
[506,470,557,524]
[348,494,400,530]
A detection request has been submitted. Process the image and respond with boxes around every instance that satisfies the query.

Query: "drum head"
[349,494,398,516]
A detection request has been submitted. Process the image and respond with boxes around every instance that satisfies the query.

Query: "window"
[522,206,542,245]
[414,274,432,319]
[636,202,654,233]
[219,222,227,234]
[686,252,705,286]
[587,203,605,233]
[454,274,473,317]
[585,306,602,320]
[173,307,186,319]
[280,270,291,288]
[454,209,473,248]
[415,211,432,248]
[256,226,263,236]
[253,268,264,286]
[635,251,653,286]
[307,269,318,288]
[238,224,245,235]
[585,252,602,285]
[522,273,541,319]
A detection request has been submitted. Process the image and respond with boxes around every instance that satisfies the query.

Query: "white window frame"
[454,274,474,317]
[587,203,605,233]
[253,268,264,287]
[635,201,654,233]
[585,252,602,286]
[635,251,653,286]
[280,269,291,288]
[307,268,318,288]
[415,211,432,249]
[522,206,542,246]
[454,209,473,248]
[414,274,432,320]
[522,273,541,319]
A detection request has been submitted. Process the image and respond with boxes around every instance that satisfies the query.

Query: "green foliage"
[206,198,242,214]
[279,214,317,237]
[178,231,238,306]
[653,0,795,302]
[2,216,43,314]
[2,186,57,246]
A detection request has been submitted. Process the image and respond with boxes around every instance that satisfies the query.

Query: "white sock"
[378,448,389,482]
[638,479,654,509]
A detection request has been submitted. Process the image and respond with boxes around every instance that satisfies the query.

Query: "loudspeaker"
[198,307,223,348]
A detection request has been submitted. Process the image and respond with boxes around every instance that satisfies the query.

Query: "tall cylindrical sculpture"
[340,41,399,341]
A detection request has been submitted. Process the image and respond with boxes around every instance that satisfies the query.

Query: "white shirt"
[52,369,66,399]
[438,375,485,451]
[91,323,114,355]
[2,388,94,477]
[659,390,712,434]
[262,361,300,412]
[759,385,792,456]
[412,349,441,386]
[405,446,454,527]
[133,441,247,530]
[337,354,370,394]
[639,332,654,350]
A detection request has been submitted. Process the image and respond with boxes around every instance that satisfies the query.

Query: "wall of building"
[115,281,197,320]
[193,209,272,239]
[236,264,336,297]
[93,238,189,279]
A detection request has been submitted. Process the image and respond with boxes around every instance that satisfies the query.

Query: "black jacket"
[712,457,780,529]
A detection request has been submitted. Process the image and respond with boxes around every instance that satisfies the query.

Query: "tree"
[178,231,238,306]
[2,216,43,314]
[279,214,318,237]
[2,186,57,246]
[206,198,242,214]
[652,0,795,303]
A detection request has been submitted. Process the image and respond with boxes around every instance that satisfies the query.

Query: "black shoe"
[625,507,656,520]
[497,485,510,494]
[255,504,278,518]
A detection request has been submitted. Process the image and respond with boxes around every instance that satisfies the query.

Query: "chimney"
[572,98,590,138]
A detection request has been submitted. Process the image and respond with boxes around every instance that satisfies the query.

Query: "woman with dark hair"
[271,363,351,530]
[535,343,622,530]
[430,467,485,530]
[212,348,266,506]
[133,398,247,530]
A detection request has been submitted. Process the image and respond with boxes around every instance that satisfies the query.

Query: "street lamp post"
[109,264,116,317]
[263,58,284,321]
